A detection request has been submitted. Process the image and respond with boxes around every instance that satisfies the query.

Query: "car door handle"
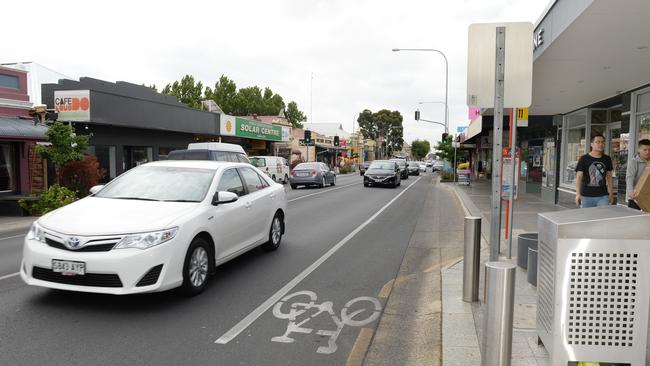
[245,201,252,209]
[269,193,275,199]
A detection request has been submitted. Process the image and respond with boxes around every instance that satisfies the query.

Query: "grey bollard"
[463,216,481,302]
[527,246,538,287]
[516,233,538,269]
[482,262,516,366]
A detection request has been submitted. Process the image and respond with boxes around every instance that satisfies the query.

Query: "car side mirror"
[212,191,238,205]
[89,185,105,195]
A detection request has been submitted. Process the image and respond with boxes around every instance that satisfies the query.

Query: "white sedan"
[20,161,287,296]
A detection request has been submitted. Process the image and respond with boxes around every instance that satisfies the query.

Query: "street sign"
[516,107,529,127]
[501,149,520,200]
[456,126,468,134]
[466,22,534,108]
[468,106,481,121]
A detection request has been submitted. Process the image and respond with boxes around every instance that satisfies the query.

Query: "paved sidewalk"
[0,216,37,236]
[362,175,466,366]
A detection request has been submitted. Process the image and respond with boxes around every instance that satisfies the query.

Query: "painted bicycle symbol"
[271,290,382,354]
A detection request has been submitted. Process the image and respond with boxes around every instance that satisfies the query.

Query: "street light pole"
[392,48,449,135]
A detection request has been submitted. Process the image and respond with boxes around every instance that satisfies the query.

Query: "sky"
[3,0,549,145]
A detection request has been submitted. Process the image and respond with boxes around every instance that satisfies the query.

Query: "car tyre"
[262,212,283,251]
[291,184,297,189]
[319,177,325,188]
[272,175,276,182]
[331,176,336,186]
[180,237,211,296]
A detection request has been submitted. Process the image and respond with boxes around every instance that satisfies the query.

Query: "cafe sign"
[54,90,90,121]
[220,115,286,141]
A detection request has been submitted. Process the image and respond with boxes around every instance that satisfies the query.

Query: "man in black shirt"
[575,134,614,208]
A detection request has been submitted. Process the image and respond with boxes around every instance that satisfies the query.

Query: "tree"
[285,101,306,128]
[205,75,238,113]
[434,135,455,162]
[37,121,90,183]
[411,139,431,160]
[357,109,376,140]
[162,75,203,109]
[372,109,404,156]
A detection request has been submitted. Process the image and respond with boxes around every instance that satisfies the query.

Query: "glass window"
[0,74,19,89]
[217,169,246,196]
[637,90,650,114]
[249,157,266,168]
[238,167,266,194]
[159,147,183,161]
[95,166,215,202]
[563,123,586,186]
[0,143,16,192]
[591,110,607,124]
[638,113,650,141]
[89,145,117,182]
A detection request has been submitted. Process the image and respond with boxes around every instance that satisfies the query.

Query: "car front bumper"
[20,236,185,295]
[364,175,397,186]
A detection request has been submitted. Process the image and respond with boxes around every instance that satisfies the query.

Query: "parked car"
[363,160,401,188]
[433,160,444,172]
[167,142,250,164]
[289,162,336,189]
[250,156,290,184]
[426,160,433,168]
[20,161,287,296]
[359,161,372,176]
[390,158,409,180]
[407,161,420,176]
[419,162,427,172]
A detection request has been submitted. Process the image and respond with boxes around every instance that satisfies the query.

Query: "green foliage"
[285,101,306,128]
[434,135,455,162]
[339,165,353,174]
[19,184,77,215]
[205,75,238,113]
[411,139,431,161]
[37,121,90,167]
[357,109,404,156]
[162,75,204,109]
[59,155,106,198]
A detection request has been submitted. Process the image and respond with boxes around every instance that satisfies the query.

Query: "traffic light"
[442,132,448,141]
[415,110,420,121]
[304,130,312,145]
[333,135,339,146]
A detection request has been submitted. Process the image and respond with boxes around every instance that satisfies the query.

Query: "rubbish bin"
[517,233,538,269]
[527,245,538,286]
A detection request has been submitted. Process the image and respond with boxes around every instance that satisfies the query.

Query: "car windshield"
[391,160,406,167]
[295,163,320,170]
[95,166,216,202]
[369,162,394,170]
[249,157,266,168]
[408,162,419,167]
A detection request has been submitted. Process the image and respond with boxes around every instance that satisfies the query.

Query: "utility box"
[537,206,650,365]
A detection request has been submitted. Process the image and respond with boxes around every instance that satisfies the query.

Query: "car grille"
[45,237,119,252]
[136,265,163,287]
[32,266,123,288]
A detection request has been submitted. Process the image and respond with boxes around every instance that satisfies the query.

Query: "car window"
[217,168,246,197]
[239,167,267,194]
[249,157,266,168]
[212,151,230,162]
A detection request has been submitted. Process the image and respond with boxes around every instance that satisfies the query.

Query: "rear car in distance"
[21,161,287,296]
[390,158,409,180]
[359,161,372,176]
[167,142,250,164]
[419,162,427,172]
[250,156,290,184]
[407,161,420,176]
[289,162,336,189]
[363,160,401,188]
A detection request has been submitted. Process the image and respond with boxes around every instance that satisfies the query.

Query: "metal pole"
[453,143,457,183]
[482,261,516,366]
[507,110,517,259]
[463,217,481,302]
[490,27,506,262]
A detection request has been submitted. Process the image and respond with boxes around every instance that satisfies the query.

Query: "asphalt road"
[0,171,433,366]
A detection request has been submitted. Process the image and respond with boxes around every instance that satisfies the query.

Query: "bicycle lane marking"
[214,176,422,345]
[270,290,381,354]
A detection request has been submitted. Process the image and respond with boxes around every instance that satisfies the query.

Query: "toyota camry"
[20,161,287,296]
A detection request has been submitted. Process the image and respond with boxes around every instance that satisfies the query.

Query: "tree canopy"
[434,135,455,162]
[357,109,404,156]
[411,139,431,160]
[163,74,307,128]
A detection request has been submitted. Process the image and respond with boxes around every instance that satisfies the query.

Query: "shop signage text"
[54,90,90,121]
[219,115,288,141]
[533,28,544,51]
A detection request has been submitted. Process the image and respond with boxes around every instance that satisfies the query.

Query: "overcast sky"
[4,0,548,145]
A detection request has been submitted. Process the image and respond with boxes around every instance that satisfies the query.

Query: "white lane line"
[0,272,20,281]
[0,234,26,241]
[215,176,422,345]
[288,182,358,203]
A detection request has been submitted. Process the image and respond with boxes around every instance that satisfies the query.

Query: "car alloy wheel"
[189,247,208,288]
[320,177,325,188]
[181,238,211,296]
[262,213,283,251]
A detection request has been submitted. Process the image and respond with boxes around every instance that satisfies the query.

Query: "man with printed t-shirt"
[575,134,614,208]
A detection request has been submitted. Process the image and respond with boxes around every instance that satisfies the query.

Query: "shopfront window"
[562,111,587,186]
[124,146,153,170]
[0,143,17,192]
[88,145,116,182]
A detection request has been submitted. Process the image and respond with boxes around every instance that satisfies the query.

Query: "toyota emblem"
[64,237,81,250]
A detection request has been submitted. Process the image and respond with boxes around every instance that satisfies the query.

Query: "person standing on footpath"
[626,139,650,210]
[575,134,614,208]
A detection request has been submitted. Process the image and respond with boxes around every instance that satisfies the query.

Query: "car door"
[238,166,274,246]
[212,168,250,259]
[321,163,332,184]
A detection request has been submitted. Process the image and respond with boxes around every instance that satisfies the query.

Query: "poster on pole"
[501,148,520,200]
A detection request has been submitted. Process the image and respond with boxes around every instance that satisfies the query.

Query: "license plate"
[296,173,309,177]
[52,259,86,276]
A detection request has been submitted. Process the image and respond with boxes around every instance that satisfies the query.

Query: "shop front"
[218,114,290,157]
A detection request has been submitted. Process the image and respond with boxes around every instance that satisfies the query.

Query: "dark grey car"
[390,159,409,180]
[363,160,401,188]
[289,162,336,189]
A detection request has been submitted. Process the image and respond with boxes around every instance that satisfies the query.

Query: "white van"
[168,142,250,163]
[250,156,290,184]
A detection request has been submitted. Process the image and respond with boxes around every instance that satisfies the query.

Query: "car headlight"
[114,227,178,250]
[27,222,46,243]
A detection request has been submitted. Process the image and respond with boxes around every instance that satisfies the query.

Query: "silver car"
[289,162,336,189]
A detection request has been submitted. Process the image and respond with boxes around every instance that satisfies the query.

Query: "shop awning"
[0,117,48,139]
[315,144,346,152]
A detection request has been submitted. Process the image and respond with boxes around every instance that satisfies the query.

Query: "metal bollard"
[463,216,481,302]
[482,262,516,366]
